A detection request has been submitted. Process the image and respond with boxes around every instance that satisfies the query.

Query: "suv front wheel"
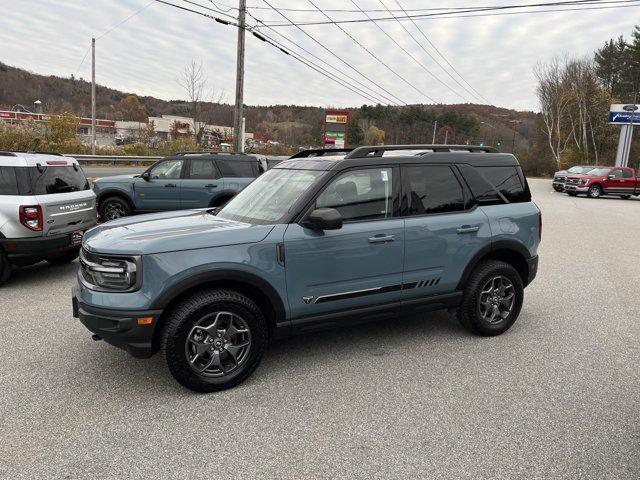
[457,260,524,336]
[161,289,268,392]
[100,196,131,221]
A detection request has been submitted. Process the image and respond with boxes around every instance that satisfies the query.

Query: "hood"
[83,209,274,255]
[554,170,568,176]
[93,174,138,183]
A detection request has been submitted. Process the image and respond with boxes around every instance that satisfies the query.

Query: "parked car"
[564,166,639,198]
[552,165,596,192]
[0,151,96,285]
[92,152,261,221]
[72,144,541,392]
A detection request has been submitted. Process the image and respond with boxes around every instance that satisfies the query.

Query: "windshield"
[27,166,89,194]
[568,166,593,174]
[217,168,323,224]
[585,168,610,176]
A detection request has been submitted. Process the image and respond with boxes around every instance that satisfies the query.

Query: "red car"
[564,166,640,198]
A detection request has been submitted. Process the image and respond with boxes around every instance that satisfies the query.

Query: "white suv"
[0,151,97,285]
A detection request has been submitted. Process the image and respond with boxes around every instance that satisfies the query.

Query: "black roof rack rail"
[0,151,18,157]
[346,144,498,158]
[26,150,64,156]
[2,150,64,156]
[290,148,354,159]
[173,151,250,156]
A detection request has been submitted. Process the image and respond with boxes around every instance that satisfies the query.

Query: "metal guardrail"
[64,154,163,165]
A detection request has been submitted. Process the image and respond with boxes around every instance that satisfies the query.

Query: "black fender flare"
[456,239,532,290]
[96,189,135,210]
[151,268,287,322]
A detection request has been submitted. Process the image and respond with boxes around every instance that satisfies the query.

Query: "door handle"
[368,234,395,244]
[204,184,218,188]
[164,183,177,188]
[457,225,479,234]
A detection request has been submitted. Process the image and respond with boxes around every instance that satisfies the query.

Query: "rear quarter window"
[216,159,258,178]
[458,165,531,204]
[0,166,19,195]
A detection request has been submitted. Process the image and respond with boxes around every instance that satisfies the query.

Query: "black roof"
[290,148,354,159]
[274,144,519,171]
[168,151,256,161]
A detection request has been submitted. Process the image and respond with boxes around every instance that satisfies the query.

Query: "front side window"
[150,160,183,180]
[27,166,89,195]
[316,168,394,222]
[610,169,624,178]
[403,165,464,215]
[218,168,323,224]
[187,159,218,179]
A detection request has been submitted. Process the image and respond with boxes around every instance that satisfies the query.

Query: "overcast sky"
[1,0,638,111]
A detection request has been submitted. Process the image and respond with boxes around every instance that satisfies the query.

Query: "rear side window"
[216,159,257,178]
[459,165,530,204]
[402,165,465,215]
[622,169,633,178]
[0,167,19,195]
[187,159,219,179]
[27,166,90,195]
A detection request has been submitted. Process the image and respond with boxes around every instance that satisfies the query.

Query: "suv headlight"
[80,248,141,292]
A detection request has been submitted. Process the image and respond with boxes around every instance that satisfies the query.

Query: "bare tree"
[178,60,226,146]
[535,58,573,169]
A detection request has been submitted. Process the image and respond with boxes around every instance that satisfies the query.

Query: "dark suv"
[92,152,260,220]
[73,145,541,392]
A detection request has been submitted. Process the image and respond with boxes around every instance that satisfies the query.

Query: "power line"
[151,0,391,104]
[306,0,438,103]
[258,0,407,105]
[263,0,638,26]
[350,0,469,103]
[393,0,490,104]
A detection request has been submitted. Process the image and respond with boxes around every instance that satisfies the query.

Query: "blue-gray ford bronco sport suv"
[73,145,541,392]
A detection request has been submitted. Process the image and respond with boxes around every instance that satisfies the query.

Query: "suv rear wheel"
[457,260,524,336]
[100,196,131,221]
[0,250,12,286]
[161,289,268,392]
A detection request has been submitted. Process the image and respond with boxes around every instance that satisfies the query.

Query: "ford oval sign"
[623,104,638,111]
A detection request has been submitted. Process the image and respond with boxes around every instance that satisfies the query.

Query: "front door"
[181,158,223,209]
[401,165,487,298]
[134,159,184,211]
[284,166,404,321]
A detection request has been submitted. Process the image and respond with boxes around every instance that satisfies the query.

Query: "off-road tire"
[0,250,12,286]
[457,260,524,336]
[161,289,268,393]
[587,184,602,199]
[99,196,132,221]
[47,249,79,265]
[620,195,631,199]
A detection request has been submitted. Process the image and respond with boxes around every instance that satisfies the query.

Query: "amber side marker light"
[137,317,153,325]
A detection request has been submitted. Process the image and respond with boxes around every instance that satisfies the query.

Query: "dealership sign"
[608,104,640,125]
[325,114,348,124]
[324,110,349,148]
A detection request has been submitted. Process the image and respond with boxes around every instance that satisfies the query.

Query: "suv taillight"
[538,210,542,241]
[19,205,43,231]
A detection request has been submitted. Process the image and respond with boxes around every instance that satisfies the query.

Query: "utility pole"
[91,38,96,155]
[233,0,246,153]
[432,120,437,144]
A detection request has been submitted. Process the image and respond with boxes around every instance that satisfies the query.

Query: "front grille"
[565,177,579,185]
[554,176,566,182]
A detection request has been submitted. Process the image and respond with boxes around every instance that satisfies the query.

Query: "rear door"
[284,166,404,321]
[401,165,488,298]
[181,158,223,209]
[134,159,184,211]
[619,168,637,195]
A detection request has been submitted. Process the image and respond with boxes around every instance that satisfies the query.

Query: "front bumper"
[552,180,565,189]
[564,184,589,193]
[1,232,83,264]
[72,285,162,358]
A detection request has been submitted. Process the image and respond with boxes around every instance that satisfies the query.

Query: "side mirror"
[608,174,615,179]
[304,208,343,231]
[141,172,151,182]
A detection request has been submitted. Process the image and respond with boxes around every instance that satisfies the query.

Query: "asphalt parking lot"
[1,178,638,479]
